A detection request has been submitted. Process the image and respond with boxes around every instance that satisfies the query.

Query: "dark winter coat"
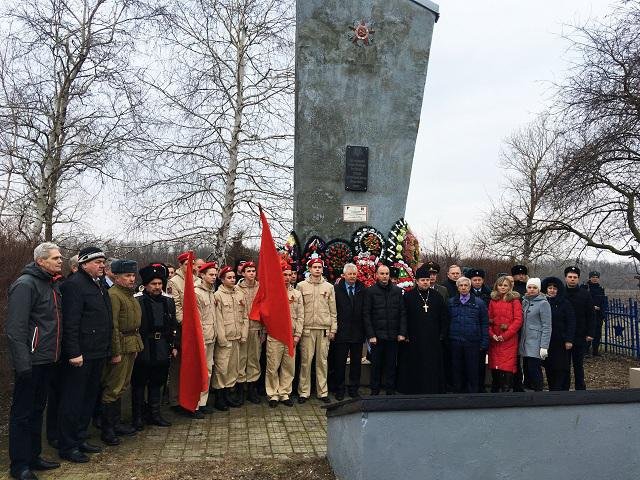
[448,295,489,349]
[513,280,527,297]
[542,277,576,371]
[135,290,177,366]
[444,278,458,298]
[471,285,492,305]
[487,291,522,373]
[334,279,366,343]
[6,263,63,374]
[363,281,407,340]
[60,267,113,360]
[565,285,596,344]
[582,281,606,320]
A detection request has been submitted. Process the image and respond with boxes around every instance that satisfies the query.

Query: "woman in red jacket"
[488,276,523,392]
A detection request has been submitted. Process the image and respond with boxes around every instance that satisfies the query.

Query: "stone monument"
[294,0,439,242]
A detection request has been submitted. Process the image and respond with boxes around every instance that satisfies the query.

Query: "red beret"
[307,257,324,268]
[281,260,292,272]
[219,266,234,278]
[240,261,256,272]
[177,251,192,264]
[199,261,218,273]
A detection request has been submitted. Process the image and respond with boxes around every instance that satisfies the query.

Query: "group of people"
[5,241,607,480]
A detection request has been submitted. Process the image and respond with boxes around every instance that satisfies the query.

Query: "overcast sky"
[405,0,613,246]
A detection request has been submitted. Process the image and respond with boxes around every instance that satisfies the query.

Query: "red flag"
[250,208,294,356]
[178,251,209,412]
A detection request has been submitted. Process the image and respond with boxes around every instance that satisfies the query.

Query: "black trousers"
[46,362,63,443]
[592,315,604,355]
[490,369,513,392]
[545,367,569,391]
[563,342,586,390]
[58,357,106,454]
[370,339,398,392]
[9,364,54,476]
[523,357,543,391]
[450,341,480,393]
[333,342,363,394]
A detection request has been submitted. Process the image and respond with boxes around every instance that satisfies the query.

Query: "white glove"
[539,348,548,360]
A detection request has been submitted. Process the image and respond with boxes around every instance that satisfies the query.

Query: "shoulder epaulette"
[162,292,173,298]
[133,291,143,297]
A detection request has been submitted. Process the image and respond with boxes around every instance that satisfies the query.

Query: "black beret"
[588,271,600,278]
[415,264,431,279]
[468,268,485,279]
[78,246,106,264]
[564,266,581,276]
[139,263,168,284]
[111,259,138,274]
[511,265,528,275]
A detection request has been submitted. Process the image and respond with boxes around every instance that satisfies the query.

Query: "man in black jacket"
[443,264,462,298]
[57,246,112,463]
[7,242,64,480]
[333,263,366,400]
[563,266,595,390]
[582,271,606,356]
[363,264,407,395]
[511,265,528,297]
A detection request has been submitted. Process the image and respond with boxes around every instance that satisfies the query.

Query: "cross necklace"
[417,289,431,313]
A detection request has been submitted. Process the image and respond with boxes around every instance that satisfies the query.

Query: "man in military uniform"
[131,264,177,430]
[297,258,337,403]
[511,265,528,297]
[237,261,263,404]
[266,262,304,407]
[194,262,223,417]
[100,260,143,445]
[212,266,248,410]
[424,261,448,302]
[582,271,606,356]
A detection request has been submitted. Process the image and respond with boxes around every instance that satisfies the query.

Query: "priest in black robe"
[397,264,449,394]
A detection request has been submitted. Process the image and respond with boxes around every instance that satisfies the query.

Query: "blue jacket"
[448,295,489,349]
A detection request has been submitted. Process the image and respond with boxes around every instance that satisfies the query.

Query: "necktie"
[349,286,354,298]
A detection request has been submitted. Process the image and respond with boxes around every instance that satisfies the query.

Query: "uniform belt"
[120,329,139,336]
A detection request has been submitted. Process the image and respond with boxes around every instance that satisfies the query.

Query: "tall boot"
[148,385,171,427]
[247,382,260,404]
[131,385,145,431]
[235,383,246,406]
[113,398,137,437]
[224,387,241,408]
[214,389,229,411]
[100,402,121,446]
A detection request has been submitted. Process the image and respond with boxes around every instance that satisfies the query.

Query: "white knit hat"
[526,277,541,290]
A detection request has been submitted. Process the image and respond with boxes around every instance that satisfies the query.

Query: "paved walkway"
[3,400,328,479]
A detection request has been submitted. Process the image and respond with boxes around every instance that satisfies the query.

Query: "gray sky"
[405,0,613,246]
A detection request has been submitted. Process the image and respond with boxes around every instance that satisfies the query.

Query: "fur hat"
[111,259,138,274]
[139,263,168,285]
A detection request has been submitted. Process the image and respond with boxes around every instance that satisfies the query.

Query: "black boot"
[247,382,260,404]
[235,383,246,406]
[100,402,120,446]
[113,398,137,437]
[131,386,145,431]
[224,387,241,408]
[214,389,228,411]
[148,385,171,426]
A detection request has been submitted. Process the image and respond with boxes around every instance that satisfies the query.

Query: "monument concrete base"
[325,390,640,480]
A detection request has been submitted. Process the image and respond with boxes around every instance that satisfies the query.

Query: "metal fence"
[603,297,640,358]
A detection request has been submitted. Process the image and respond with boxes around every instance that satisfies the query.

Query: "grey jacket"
[6,263,63,374]
[519,294,552,358]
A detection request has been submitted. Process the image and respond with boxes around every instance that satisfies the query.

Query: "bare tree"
[128,0,294,263]
[0,0,150,241]
[540,1,640,261]
[475,113,570,264]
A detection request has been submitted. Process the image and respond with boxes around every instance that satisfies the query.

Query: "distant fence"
[603,297,640,358]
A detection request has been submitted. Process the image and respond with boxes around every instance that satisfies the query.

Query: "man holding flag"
[177,252,209,417]
[265,262,304,407]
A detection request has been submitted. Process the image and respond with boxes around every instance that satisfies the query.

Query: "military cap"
[467,268,485,279]
[564,266,581,277]
[111,259,138,274]
[424,261,440,273]
[511,265,528,275]
[588,271,600,278]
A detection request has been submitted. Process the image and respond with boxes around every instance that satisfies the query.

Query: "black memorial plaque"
[345,145,368,192]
